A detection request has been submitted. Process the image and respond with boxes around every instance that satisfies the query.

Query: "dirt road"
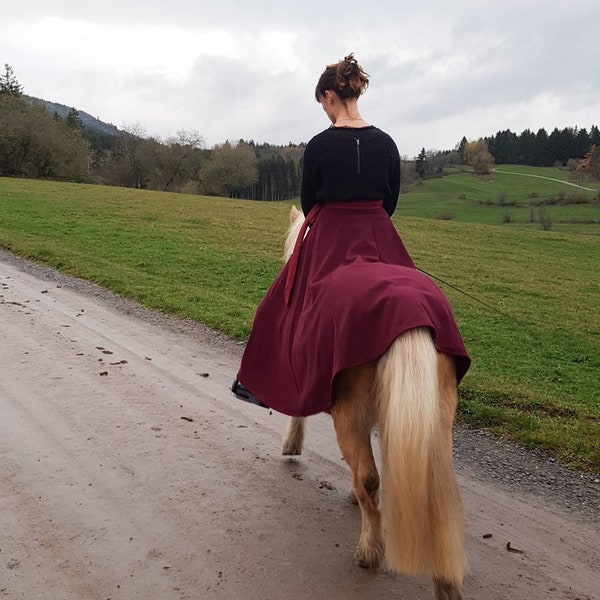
[1,254,598,600]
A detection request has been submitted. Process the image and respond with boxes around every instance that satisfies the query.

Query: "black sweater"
[300,125,401,217]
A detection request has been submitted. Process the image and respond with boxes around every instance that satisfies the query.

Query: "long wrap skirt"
[236,201,470,417]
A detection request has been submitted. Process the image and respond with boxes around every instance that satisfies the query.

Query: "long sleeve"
[300,140,321,215]
[384,142,401,216]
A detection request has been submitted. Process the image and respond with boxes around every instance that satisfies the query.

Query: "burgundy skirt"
[236,201,470,417]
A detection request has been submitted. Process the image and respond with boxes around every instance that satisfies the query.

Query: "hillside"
[26,95,121,148]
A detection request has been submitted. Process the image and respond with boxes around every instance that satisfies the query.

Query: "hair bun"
[315,53,370,101]
[335,53,369,97]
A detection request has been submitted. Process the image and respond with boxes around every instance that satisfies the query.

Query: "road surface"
[1,254,598,599]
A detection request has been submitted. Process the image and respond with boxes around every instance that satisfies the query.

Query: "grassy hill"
[0,174,598,471]
[399,165,599,233]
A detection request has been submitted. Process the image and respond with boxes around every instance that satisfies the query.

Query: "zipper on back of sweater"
[356,138,361,174]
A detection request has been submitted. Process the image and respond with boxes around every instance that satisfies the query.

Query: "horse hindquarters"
[377,328,465,599]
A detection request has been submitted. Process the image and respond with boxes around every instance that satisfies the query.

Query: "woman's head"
[315,53,369,103]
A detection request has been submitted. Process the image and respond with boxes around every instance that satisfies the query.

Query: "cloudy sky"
[3,0,599,157]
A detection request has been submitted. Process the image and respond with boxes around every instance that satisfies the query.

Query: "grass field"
[1,174,599,472]
[400,165,600,233]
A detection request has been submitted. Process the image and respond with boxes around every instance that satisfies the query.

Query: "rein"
[284,206,518,324]
[415,266,519,322]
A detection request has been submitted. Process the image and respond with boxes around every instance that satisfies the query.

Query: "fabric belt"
[283,203,323,306]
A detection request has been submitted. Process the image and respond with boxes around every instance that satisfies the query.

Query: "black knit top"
[300,125,401,217]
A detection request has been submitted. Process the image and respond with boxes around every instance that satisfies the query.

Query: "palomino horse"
[280,206,466,600]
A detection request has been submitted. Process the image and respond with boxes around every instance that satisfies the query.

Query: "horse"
[280,205,466,600]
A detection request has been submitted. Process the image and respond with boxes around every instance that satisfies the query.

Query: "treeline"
[413,128,600,181]
[0,64,302,199]
[462,126,600,168]
[3,63,600,195]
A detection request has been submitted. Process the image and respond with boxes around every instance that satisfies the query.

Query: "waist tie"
[283,203,323,306]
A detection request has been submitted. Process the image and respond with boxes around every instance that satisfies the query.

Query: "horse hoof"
[434,578,462,600]
[353,546,382,572]
[282,442,302,456]
[347,489,358,505]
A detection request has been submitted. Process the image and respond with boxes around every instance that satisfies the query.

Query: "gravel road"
[1,250,598,600]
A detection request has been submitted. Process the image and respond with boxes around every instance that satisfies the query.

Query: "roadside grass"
[1,176,599,471]
[0,178,286,337]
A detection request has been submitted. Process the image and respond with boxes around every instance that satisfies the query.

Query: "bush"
[502,211,513,223]
[436,212,455,221]
[539,208,552,231]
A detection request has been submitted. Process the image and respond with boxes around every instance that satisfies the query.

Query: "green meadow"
[401,165,600,232]
[1,173,598,471]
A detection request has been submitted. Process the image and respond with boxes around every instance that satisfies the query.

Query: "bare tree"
[463,139,494,174]
[198,141,258,197]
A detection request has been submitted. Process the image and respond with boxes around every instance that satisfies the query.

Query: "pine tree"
[66,107,83,129]
[457,136,468,163]
[415,147,427,178]
[0,64,23,96]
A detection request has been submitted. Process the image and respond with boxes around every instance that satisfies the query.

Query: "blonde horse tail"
[377,327,466,589]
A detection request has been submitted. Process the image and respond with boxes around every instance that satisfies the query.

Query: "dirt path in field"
[1,252,598,600]
[493,168,598,192]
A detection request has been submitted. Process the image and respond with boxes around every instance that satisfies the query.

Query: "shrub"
[539,207,552,231]
[436,212,455,221]
[502,211,513,223]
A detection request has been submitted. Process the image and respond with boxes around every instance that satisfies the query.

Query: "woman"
[301,54,400,218]
[232,54,469,415]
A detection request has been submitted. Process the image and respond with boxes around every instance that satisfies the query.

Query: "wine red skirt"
[236,201,470,417]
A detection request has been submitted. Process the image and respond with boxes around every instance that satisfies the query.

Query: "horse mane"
[283,210,305,263]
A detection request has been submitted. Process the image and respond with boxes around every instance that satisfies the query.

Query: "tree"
[546,128,566,165]
[66,107,83,129]
[488,129,518,164]
[152,130,205,192]
[0,64,23,96]
[574,127,591,159]
[0,95,88,180]
[109,123,149,188]
[198,141,258,197]
[588,145,600,181]
[590,125,600,148]
[415,147,427,179]
[463,139,494,174]
[457,136,468,163]
[533,128,550,166]
[517,129,537,165]
[400,157,416,191]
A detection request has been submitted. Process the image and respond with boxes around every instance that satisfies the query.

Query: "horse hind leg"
[434,578,462,600]
[330,365,383,571]
[431,353,464,600]
[282,417,306,455]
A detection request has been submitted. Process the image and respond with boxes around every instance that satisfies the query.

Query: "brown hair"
[315,53,369,102]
